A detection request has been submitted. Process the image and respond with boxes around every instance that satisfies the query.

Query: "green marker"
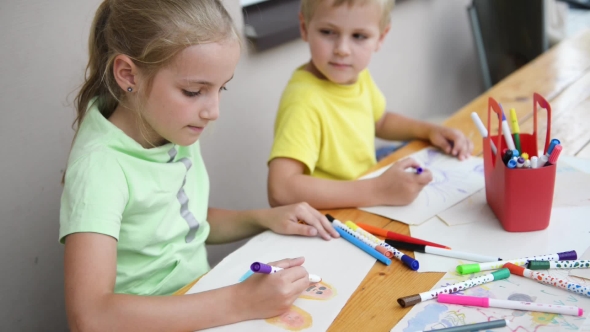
[456,251,577,275]
[528,260,590,270]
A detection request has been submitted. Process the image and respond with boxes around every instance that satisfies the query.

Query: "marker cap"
[507,159,517,168]
[250,262,272,274]
[503,263,525,276]
[401,255,420,271]
[548,145,562,164]
[527,261,550,270]
[491,268,510,280]
[558,250,577,260]
[456,263,480,275]
[547,138,561,155]
[531,156,538,169]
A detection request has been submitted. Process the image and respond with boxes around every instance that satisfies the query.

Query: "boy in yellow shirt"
[268,0,473,209]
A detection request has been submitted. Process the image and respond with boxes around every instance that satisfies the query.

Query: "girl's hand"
[237,257,310,319]
[428,126,474,160]
[374,158,433,206]
[258,203,340,240]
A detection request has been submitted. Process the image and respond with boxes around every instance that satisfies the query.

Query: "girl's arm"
[206,204,339,244]
[64,233,309,332]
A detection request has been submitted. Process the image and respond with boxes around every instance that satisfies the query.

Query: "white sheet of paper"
[186,231,376,331]
[437,189,496,226]
[358,147,484,225]
[436,159,590,228]
[571,246,590,281]
[409,206,590,273]
[560,156,590,174]
[391,269,590,332]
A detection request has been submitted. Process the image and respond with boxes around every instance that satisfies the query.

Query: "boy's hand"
[237,257,310,319]
[428,126,473,160]
[375,158,433,206]
[258,203,340,240]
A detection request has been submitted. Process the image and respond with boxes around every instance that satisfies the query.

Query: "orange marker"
[356,223,450,249]
[375,245,393,258]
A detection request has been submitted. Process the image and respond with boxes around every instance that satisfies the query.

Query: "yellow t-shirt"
[269,68,386,180]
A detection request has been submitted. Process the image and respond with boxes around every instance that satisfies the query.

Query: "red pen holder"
[483,93,556,232]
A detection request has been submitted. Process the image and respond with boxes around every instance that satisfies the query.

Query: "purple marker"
[250,262,322,282]
[416,167,423,175]
[516,157,525,168]
[251,262,280,274]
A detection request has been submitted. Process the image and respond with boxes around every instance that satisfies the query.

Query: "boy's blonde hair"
[73,0,238,131]
[301,0,395,32]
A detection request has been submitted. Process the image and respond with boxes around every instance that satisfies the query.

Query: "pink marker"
[438,294,582,317]
[545,144,562,166]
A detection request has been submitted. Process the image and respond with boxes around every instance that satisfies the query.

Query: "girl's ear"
[299,12,309,42]
[375,24,391,52]
[113,54,138,92]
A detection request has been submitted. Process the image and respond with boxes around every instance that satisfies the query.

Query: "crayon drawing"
[186,231,375,331]
[263,281,338,331]
[391,269,590,332]
[265,305,313,331]
[359,147,484,225]
[299,281,337,301]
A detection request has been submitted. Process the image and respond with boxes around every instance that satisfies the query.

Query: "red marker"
[356,223,450,249]
[545,144,562,166]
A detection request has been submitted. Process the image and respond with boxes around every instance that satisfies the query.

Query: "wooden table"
[178,29,590,331]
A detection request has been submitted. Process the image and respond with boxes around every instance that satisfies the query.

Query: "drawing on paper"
[359,147,485,225]
[417,151,484,206]
[265,305,313,331]
[299,281,337,301]
[392,269,590,332]
[265,281,337,330]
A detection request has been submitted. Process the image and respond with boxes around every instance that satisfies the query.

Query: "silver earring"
[127,87,133,92]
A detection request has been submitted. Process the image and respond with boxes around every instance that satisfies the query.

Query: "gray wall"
[0,0,480,330]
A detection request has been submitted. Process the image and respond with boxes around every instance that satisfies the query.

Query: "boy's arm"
[374,112,435,141]
[375,112,473,160]
[268,157,384,209]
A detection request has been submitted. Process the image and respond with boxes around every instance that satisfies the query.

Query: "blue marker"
[333,226,391,266]
[546,139,561,156]
[507,159,517,169]
[512,149,520,158]
[239,270,254,282]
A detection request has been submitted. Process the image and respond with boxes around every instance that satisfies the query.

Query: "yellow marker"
[344,221,392,257]
[509,108,522,153]
[345,221,380,244]
[521,152,529,160]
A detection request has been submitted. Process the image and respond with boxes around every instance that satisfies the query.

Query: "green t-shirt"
[59,99,211,295]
